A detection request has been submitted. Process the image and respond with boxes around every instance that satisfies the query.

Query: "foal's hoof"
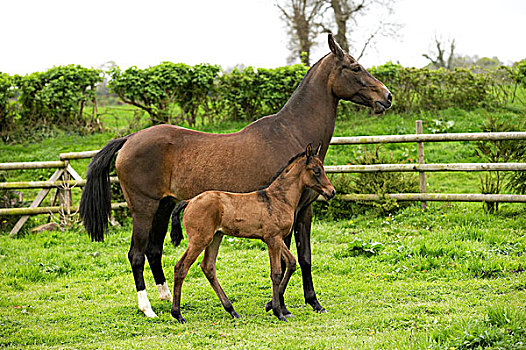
[265,301,292,318]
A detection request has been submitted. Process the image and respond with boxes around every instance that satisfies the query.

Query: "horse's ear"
[328,33,345,60]
[305,143,313,158]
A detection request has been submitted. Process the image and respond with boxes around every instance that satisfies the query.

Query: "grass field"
[1,105,525,348]
[1,203,525,349]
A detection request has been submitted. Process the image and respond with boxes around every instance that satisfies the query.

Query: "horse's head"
[302,144,336,200]
[327,34,392,114]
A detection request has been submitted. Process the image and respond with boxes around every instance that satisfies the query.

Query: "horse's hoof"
[171,310,186,324]
[277,315,288,322]
[307,299,326,313]
[231,311,241,319]
[142,308,157,318]
[284,312,294,318]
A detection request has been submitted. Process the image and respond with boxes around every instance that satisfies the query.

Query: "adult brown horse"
[79,34,391,318]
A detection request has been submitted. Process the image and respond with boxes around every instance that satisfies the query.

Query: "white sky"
[1,0,524,75]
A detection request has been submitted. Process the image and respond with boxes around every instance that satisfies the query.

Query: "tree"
[277,0,325,65]
[320,0,400,60]
[423,36,456,70]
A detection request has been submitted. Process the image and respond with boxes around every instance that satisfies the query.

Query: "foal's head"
[298,144,336,200]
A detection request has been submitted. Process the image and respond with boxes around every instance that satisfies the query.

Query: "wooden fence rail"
[1,120,525,237]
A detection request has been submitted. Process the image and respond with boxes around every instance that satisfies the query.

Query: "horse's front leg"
[294,204,325,313]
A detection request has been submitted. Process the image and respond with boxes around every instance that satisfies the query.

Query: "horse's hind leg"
[201,233,240,319]
[128,199,159,318]
[146,197,176,303]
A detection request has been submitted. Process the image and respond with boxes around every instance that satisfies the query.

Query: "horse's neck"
[276,59,339,154]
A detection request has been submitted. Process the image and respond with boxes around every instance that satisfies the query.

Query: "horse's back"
[115,122,296,203]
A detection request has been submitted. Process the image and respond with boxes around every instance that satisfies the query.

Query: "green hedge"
[1,60,524,141]
[368,62,507,112]
[1,65,102,141]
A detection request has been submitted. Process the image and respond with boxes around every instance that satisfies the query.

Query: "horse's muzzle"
[374,92,392,114]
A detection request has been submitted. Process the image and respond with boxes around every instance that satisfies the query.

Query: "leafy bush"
[215,67,263,121]
[474,114,526,212]
[16,65,102,127]
[108,63,307,125]
[369,62,505,113]
[109,62,221,126]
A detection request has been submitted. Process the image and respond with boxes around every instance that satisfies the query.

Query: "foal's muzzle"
[323,188,336,200]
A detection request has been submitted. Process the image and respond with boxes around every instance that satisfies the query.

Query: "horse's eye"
[351,66,361,72]
[313,168,321,176]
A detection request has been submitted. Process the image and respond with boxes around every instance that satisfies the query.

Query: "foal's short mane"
[258,150,307,191]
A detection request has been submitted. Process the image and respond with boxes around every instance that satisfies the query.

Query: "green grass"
[1,105,526,348]
[1,203,525,349]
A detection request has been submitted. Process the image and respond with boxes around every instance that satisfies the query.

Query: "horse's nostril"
[387,92,392,103]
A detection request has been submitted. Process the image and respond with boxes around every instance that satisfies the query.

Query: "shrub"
[16,65,102,128]
[475,114,526,212]
[369,62,505,113]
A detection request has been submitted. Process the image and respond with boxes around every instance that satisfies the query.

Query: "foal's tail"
[170,200,189,247]
[79,137,129,242]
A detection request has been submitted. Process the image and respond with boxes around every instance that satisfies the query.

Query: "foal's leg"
[201,233,241,319]
[171,242,206,324]
[266,238,287,322]
[145,197,176,303]
[127,199,159,318]
[278,242,297,306]
[295,205,325,312]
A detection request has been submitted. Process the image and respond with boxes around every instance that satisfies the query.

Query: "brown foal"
[170,144,335,323]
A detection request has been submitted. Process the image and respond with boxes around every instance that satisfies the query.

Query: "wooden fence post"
[57,161,72,221]
[416,120,427,210]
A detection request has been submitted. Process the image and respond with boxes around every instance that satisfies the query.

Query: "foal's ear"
[305,143,314,158]
[315,144,322,156]
[328,33,345,61]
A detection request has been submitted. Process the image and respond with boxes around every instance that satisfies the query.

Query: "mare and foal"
[170,144,335,322]
[80,34,391,321]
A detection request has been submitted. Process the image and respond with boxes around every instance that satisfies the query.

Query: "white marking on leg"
[157,282,173,302]
[137,290,157,318]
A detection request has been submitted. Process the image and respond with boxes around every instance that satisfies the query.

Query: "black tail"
[170,200,189,247]
[79,137,129,242]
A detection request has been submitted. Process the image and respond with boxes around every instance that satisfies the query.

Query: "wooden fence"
[1,120,525,236]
